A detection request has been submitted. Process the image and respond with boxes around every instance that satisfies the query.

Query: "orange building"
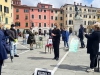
[12,0,63,32]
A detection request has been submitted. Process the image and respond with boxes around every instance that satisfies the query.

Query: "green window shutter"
[5,18,8,24]
[0,17,1,22]
[26,23,28,27]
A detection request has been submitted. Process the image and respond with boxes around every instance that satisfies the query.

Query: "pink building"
[12,0,63,33]
[30,3,55,32]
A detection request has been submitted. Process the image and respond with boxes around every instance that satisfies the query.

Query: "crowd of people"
[0,21,100,75]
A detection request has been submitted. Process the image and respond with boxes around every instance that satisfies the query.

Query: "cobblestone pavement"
[1,35,100,75]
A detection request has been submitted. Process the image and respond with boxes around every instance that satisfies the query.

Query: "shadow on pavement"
[27,57,52,60]
[51,64,89,72]
[17,48,29,50]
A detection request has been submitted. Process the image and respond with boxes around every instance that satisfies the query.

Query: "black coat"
[27,30,35,44]
[52,29,60,42]
[85,31,100,55]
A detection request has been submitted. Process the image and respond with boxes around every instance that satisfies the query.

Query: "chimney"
[91,4,92,7]
[74,2,76,5]
[80,3,82,6]
[77,3,79,5]
[85,5,86,7]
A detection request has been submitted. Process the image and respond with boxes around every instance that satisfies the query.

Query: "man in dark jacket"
[85,25,100,72]
[10,24,19,59]
[78,25,85,48]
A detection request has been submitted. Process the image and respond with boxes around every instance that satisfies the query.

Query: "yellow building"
[97,10,100,22]
[53,8,64,29]
[0,0,12,28]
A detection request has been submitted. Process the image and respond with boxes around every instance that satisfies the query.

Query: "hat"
[11,24,15,27]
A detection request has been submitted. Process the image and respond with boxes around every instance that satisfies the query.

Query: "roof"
[12,4,31,8]
[63,4,99,9]
[38,3,52,6]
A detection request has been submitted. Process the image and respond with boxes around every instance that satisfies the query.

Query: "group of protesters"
[0,21,100,75]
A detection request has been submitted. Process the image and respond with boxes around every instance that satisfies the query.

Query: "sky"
[21,0,100,8]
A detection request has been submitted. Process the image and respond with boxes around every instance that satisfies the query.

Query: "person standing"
[27,29,35,50]
[0,22,7,75]
[52,23,60,61]
[10,24,19,59]
[78,25,85,48]
[62,28,69,49]
[85,25,100,72]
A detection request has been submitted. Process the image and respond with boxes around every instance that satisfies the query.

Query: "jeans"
[23,39,27,44]
[10,41,17,56]
[64,41,69,48]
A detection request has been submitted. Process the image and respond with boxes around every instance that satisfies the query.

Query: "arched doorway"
[69,27,72,33]
[38,29,42,35]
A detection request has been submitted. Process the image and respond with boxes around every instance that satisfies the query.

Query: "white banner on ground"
[34,68,53,75]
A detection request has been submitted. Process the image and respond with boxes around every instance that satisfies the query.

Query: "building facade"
[0,0,12,28]
[12,0,64,32]
[62,2,98,31]
[97,10,100,22]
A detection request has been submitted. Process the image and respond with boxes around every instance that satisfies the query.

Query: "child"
[45,36,53,54]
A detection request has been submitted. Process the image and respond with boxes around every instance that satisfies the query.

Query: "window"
[31,22,34,27]
[60,11,63,14]
[31,9,34,11]
[84,9,86,11]
[89,15,91,18]
[38,9,42,12]
[55,17,57,20]
[4,6,9,13]
[39,15,41,19]
[98,16,100,19]
[0,5,2,11]
[44,15,46,19]
[66,8,67,10]
[39,23,41,27]
[60,23,63,27]
[44,10,46,12]
[5,0,7,2]
[69,20,73,25]
[16,15,19,19]
[16,9,19,12]
[0,17,1,22]
[80,8,81,11]
[42,5,45,8]
[94,16,95,19]
[66,21,67,25]
[51,10,53,13]
[55,10,57,13]
[44,23,46,27]
[48,6,52,8]
[51,23,53,27]
[5,18,8,24]
[66,14,67,17]
[25,15,28,20]
[70,7,72,10]
[25,23,28,27]
[15,22,20,27]
[51,16,53,20]
[60,17,63,20]
[24,9,29,13]
[70,14,72,17]
[84,21,86,25]
[32,15,34,19]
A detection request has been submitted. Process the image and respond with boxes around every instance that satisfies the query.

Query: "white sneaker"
[86,68,94,72]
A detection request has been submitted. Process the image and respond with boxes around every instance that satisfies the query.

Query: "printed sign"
[34,68,53,75]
